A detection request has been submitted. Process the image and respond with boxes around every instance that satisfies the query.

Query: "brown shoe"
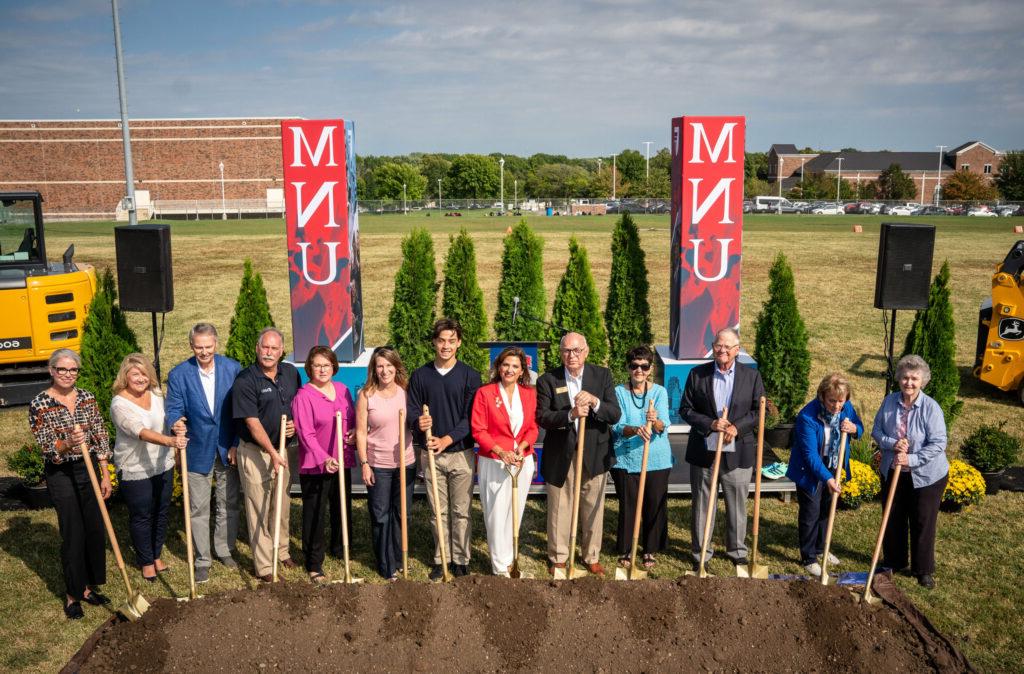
[281,558,297,569]
[256,574,273,582]
[548,562,566,576]
[586,562,605,576]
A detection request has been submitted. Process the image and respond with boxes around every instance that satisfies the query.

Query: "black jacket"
[535,364,621,487]
[679,361,765,471]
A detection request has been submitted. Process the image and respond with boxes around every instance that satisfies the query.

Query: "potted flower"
[839,459,881,509]
[5,444,50,509]
[942,459,985,511]
[753,253,810,448]
[959,423,1021,495]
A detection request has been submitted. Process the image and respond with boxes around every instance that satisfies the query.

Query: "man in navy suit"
[679,327,766,571]
[165,323,242,582]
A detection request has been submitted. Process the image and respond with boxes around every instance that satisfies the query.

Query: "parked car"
[997,205,1021,217]
[914,206,949,216]
[968,207,998,217]
[811,204,845,215]
[742,200,754,213]
[888,205,917,216]
[753,196,799,213]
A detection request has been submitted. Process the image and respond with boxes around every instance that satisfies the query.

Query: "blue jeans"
[366,465,415,579]
[120,469,174,567]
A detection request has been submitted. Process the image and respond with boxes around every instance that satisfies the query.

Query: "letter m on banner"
[281,119,363,362]
[669,116,744,359]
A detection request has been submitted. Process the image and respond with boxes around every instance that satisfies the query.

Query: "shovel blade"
[749,563,769,579]
[861,589,883,605]
[735,564,750,578]
[552,568,567,580]
[120,593,150,621]
[615,566,648,581]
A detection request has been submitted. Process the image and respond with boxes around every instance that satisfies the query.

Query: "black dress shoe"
[453,564,469,577]
[917,574,935,589]
[428,564,444,581]
[83,590,111,606]
[64,601,84,620]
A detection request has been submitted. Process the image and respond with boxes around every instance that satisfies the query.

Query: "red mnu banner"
[281,119,363,362]
[669,116,745,359]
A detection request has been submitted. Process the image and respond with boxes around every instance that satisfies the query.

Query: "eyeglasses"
[628,362,652,371]
[712,343,739,352]
[53,367,80,376]
[560,347,585,356]
[311,363,333,370]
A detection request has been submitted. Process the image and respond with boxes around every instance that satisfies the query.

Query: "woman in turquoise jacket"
[785,373,863,576]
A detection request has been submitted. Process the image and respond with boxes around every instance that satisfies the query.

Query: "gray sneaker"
[804,562,822,576]
[195,566,210,583]
[824,552,841,566]
[217,556,238,569]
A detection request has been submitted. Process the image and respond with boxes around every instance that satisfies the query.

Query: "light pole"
[936,145,946,205]
[438,178,442,214]
[499,157,505,213]
[801,157,806,187]
[219,161,226,220]
[920,173,926,204]
[836,157,844,204]
[514,179,518,209]
[777,156,783,213]
[403,183,407,215]
[643,141,654,179]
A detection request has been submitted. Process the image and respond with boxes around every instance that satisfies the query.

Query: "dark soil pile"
[68,576,970,673]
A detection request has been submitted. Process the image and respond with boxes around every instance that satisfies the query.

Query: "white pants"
[478,454,535,575]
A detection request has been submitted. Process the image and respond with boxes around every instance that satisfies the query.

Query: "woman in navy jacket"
[785,373,863,576]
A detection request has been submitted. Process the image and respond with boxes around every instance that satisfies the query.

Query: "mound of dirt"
[67,575,971,673]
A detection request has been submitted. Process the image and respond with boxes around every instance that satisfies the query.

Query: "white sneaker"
[824,553,841,566]
[804,562,822,576]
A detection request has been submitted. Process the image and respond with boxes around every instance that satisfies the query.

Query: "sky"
[2,0,1023,157]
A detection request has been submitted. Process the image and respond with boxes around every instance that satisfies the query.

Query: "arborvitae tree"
[604,212,653,381]
[441,229,488,376]
[388,228,438,369]
[901,260,962,426]
[544,237,608,370]
[79,268,140,435]
[225,259,275,368]
[753,252,811,424]
[494,220,546,342]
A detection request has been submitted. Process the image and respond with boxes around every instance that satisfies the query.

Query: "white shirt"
[499,383,524,438]
[110,394,176,481]
[434,365,454,376]
[199,362,216,415]
[564,366,600,429]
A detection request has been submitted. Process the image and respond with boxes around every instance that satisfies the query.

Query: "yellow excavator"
[0,192,95,406]
[975,240,1024,404]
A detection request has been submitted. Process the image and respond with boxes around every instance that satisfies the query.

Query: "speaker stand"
[884,308,897,394]
[151,312,161,381]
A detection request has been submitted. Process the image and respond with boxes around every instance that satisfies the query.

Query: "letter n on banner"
[669,116,744,359]
[281,119,363,362]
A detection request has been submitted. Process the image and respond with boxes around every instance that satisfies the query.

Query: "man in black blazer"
[536,332,621,576]
[679,327,766,570]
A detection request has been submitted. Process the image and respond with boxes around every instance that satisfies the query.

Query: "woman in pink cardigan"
[291,346,355,584]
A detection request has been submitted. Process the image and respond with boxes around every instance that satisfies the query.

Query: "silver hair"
[559,332,588,350]
[715,327,740,345]
[188,322,218,344]
[48,348,81,368]
[895,354,931,387]
[257,326,284,347]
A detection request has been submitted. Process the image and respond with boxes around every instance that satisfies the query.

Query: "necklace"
[630,382,649,409]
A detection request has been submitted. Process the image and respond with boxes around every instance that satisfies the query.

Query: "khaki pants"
[237,440,291,576]
[420,447,475,565]
[547,456,607,565]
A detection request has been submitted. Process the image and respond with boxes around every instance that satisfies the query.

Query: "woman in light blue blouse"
[610,345,673,570]
[871,355,948,589]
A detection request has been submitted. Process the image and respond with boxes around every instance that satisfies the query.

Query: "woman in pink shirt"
[355,346,414,580]
[291,346,355,584]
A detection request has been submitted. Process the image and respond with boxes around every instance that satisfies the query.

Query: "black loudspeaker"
[874,223,935,310]
[114,224,173,313]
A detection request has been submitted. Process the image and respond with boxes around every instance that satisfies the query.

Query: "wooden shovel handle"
[698,407,729,570]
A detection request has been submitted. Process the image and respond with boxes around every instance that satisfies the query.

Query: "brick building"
[0,117,296,217]
[766,141,1004,203]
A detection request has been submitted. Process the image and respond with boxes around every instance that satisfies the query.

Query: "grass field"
[1,212,1023,672]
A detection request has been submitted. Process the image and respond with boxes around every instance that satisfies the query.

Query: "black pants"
[881,471,947,576]
[299,471,353,573]
[610,467,670,556]
[120,469,174,567]
[46,460,107,600]
[796,484,832,565]
[366,465,415,578]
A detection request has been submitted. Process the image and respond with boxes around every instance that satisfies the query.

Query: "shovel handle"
[567,416,587,577]
[398,408,408,579]
[698,407,729,574]
[864,462,901,602]
[820,431,848,584]
[628,400,656,577]
[423,405,450,581]
[271,414,287,582]
[335,412,353,581]
[178,426,197,599]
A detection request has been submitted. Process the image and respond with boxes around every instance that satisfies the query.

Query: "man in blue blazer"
[165,323,242,582]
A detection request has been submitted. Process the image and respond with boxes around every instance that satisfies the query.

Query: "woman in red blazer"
[472,346,539,576]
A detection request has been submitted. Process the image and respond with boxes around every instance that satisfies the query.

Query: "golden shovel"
[862,464,901,605]
[685,407,729,578]
[175,421,201,600]
[332,412,362,584]
[737,397,769,579]
[77,426,150,620]
[820,432,849,586]
[505,460,533,579]
[553,416,589,580]
[423,405,451,582]
[271,415,287,583]
[615,400,655,581]
[398,408,409,580]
